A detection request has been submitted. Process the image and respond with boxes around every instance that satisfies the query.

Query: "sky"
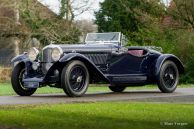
[38,0,170,21]
[38,0,104,20]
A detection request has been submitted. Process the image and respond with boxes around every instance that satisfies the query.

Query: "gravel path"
[0,88,194,105]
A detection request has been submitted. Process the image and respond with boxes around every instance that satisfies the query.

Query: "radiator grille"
[42,48,52,62]
[42,48,53,74]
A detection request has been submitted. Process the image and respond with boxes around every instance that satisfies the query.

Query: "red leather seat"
[128,50,144,56]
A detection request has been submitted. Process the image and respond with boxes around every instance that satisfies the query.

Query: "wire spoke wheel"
[61,60,89,97]
[11,64,37,96]
[162,66,177,88]
[158,61,179,93]
[69,66,86,92]
[18,69,29,90]
[109,86,126,92]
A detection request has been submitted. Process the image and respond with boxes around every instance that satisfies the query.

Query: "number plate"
[24,82,39,88]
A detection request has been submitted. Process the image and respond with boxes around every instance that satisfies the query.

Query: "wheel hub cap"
[165,73,174,80]
[77,76,83,83]
[169,74,174,80]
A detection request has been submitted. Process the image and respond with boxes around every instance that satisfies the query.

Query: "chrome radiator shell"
[41,46,53,74]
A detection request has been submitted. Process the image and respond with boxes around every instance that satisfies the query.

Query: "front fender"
[59,53,87,63]
[58,53,109,83]
[11,54,29,64]
[155,54,184,79]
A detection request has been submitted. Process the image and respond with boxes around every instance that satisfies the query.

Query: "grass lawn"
[0,83,193,96]
[0,102,193,129]
[0,84,193,129]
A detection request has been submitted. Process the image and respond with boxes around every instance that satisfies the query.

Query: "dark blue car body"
[11,32,184,97]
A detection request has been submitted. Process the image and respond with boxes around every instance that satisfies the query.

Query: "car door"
[107,48,149,84]
[108,49,148,74]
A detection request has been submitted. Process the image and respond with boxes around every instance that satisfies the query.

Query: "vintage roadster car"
[11,32,184,97]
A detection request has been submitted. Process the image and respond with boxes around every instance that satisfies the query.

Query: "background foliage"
[1,0,194,83]
[95,0,194,83]
[19,0,81,46]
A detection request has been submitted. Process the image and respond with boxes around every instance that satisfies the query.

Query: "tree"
[0,0,21,37]
[18,0,81,46]
[59,0,92,21]
[168,0,194,29]
[95,0,165,45]
[59,0,74,21]
[76,20,97,41]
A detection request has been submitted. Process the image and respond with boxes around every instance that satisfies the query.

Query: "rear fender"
[155,54,184,79]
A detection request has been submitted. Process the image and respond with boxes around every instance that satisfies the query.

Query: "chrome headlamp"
[28,47,39,62]
[51,46,63,62]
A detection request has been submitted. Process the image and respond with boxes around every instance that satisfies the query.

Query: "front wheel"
[109,86,126,92]
[157,61,179,93]
[11,64,37,96]
[61,60,89,97]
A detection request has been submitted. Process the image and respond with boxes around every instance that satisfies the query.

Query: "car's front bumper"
[23,61,59,88]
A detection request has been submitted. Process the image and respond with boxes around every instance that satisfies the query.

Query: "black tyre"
[11,64,37,96]
[109,86,126,92]
[157,61,179,93]
[61,60,89,97]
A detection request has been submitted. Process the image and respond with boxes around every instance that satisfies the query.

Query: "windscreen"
[85,32,120,43]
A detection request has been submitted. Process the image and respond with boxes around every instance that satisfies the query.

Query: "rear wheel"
[157,61,179,93]
[11,64,37,96]
[109,86,126,92]
[61,60,89,97]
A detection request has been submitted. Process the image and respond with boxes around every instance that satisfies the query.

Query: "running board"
[106,74,147,84]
